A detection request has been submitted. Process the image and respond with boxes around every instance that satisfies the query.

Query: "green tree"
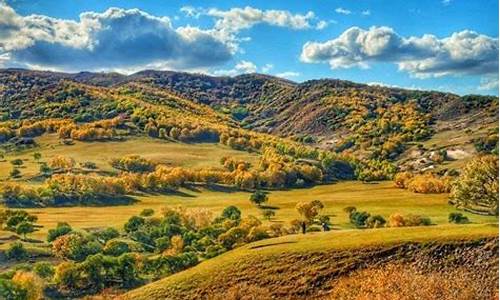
[39,163,52,175]
[450,155,499,215]
[47,222,73,242]
[448,212,469,224]
[16,222,35,240]
[221,206,241,221]
[261,209,275,221]
[250,190,268,207]
[6,242,27,260]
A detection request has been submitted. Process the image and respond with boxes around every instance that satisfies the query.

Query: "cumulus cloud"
[300,26,498,78]
[361,10,371,16]
[182,6,326,50]
[213,60,257,76]
[335,8,351,15]
[0,4,233,72]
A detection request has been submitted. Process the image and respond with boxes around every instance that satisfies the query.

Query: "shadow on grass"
[249,241,297,250]
[259,205,280,210]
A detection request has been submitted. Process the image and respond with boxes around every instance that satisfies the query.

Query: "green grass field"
[0,134,259,180]
[21,181,498,240]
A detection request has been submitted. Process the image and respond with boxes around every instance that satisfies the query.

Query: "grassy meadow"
[0,134,259,180]
[20,180,498,240]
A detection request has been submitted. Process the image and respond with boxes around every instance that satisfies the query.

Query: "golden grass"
[19,180,498,239]
[0,134,259,180]
[121,225,498,300]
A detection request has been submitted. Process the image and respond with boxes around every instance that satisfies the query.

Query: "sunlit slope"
[122,224,498,300]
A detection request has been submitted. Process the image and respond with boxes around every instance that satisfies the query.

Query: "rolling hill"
[121,226,498,299]
[1,68,497,175]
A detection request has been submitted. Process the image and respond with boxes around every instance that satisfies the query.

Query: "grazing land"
[19,181,497,240]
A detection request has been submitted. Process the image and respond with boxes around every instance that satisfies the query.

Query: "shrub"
[388,213,432,227]
[110,155,156,173]
[94,227,120,243]
[0,278,27,299]
[6,242,27,261]
[33,261,55,280]
[349,211,371,228]
[221,206,241,221]
[10,159,23,166]
[103,240,130,256]
[366,215,386,228]
[140,208,155,217]
[11,271,44,300]
[52,233,102,262]
[448,212,469,224]
[124,216,145,233]
[47,222,73,242]
[406,174,450,194]
[393,171,413,189]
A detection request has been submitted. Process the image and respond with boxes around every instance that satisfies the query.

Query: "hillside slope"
[121,225,498,300]
[1,68,497,173]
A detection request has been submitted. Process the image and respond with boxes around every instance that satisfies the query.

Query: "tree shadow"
[259,205,280,210]
[249,241,297,249]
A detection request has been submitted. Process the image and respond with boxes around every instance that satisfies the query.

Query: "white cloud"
[180,6,202,18]
[213,60,257,76]
[275,71,300,78]
[261,63,274,72]
[315,20,329,30]
[0,4,233,72]
[361,10,371,16]
[478,75,499,90]
[442,0,452,6]
[335,8,351,15]
[367,81,424,90]
[301,26,498,78]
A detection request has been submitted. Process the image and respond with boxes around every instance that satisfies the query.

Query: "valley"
[0,69,497,299]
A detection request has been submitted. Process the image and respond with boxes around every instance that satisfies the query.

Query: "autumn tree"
[450,155,499,215]
[295,200,324,233]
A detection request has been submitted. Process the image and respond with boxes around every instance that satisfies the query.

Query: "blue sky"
[1,0,498,95]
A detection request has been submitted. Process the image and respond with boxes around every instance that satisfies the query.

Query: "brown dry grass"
[328,263,496,300]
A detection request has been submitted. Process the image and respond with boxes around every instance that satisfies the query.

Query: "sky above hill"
[0,0,498,95]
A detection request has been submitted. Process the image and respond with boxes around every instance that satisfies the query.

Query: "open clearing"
[0,135,259,180]
[22,181,498,239]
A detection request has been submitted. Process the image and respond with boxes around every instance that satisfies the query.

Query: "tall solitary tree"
[16,221,35,240]
[295,200,324,234]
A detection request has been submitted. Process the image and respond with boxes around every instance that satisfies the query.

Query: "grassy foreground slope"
[122,225,498,300]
